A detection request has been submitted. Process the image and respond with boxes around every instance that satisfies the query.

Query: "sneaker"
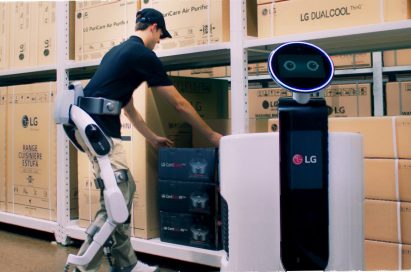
[131,261,160,272]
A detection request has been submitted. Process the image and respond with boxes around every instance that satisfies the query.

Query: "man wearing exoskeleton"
[54,8,222,272]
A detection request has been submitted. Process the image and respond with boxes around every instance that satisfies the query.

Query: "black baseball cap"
[136,8,172,39]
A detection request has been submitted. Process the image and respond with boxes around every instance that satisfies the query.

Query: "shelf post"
[372,51,384,116]
[230,0,249,133]
[55,1,72,245]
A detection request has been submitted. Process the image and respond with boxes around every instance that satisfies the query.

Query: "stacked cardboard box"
[384,48,411,67]
[386,82,411,116]
[258,0,411,38]
[324,83,372,117]
[6,82,58,221]
[74,0,138,61]
[142,0,257,51]
[158,148,221,250]
[328,116,411,270]
[0,87,6,211]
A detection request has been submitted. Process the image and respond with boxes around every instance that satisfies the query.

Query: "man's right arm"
[152,85,222,147]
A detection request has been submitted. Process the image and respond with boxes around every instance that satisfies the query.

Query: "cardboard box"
[329,116,411,159]
[324,83,372,117]
[0,87,6,211]
[76,0,121,11]
[37,2,56,66]
[365,159,411,202]
[10,2,39,68]
[75,0,138,61]
[365,240,411,270]
[384,48,411,67]
[121,83,162,239]
[0,3,11,70]
[160,211,220,250]
[386,82,411,116]
[158,180,217,214]
[248,88,292,119]
[248,62,268,75]
[173,66,228,78]
[331,53,372,69]
[365,199,411,244]
[152,76,229,147]
[142,0,257,51]
[258,0,411,38]
[6,83,57,221]
[142,0,229,50]
[158,148,217,183]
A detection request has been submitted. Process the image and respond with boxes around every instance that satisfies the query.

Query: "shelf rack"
[1,0,411,267]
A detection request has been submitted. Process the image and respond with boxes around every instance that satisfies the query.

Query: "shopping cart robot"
[220,42,364,271]
[54,82,129,271]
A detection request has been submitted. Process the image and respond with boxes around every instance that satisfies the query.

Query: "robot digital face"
[268,42,334,93]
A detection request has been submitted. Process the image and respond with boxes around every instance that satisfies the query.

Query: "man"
[75,8,222,272]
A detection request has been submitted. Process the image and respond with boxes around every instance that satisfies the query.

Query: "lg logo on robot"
[22,115,38,128]
[292,154,317,165]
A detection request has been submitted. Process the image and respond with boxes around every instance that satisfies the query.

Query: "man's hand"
[149,135,174,150]
[209,132,223,147]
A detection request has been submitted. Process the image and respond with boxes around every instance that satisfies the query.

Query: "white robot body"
[220,132,363,271]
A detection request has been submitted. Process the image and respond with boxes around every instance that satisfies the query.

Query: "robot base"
[220,132,363,271]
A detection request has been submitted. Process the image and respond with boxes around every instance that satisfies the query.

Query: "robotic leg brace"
[54,82,128,271]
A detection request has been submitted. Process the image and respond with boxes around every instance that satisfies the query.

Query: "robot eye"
[306,60,320,72]
[283,60,297,71]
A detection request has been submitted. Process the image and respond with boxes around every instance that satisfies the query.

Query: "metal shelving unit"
[1,0,411,268]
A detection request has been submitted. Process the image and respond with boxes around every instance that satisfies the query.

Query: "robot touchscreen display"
[289,130,323,190]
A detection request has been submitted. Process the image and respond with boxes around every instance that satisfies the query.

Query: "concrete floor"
[0,223,218,272]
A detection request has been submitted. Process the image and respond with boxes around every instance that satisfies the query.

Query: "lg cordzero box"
[158,179,217,214]
[159,211,220,250]
[158,148,217,183]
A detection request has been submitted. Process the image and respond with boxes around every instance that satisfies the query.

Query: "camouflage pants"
[74,132,137,271]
